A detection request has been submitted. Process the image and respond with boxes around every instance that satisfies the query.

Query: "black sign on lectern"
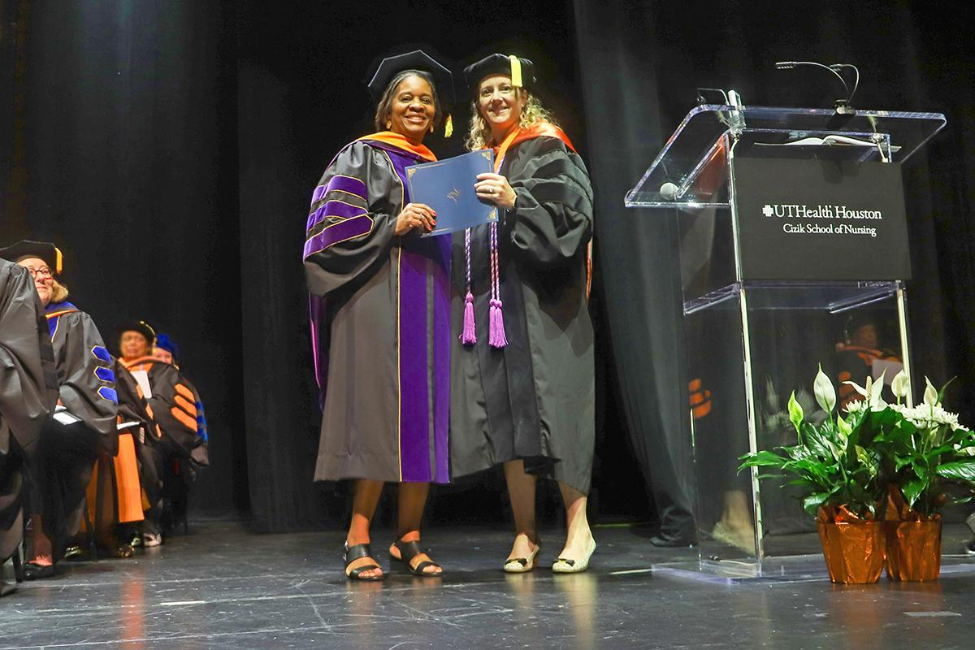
[733,158,911,281]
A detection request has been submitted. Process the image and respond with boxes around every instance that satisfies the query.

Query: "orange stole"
[356,131,437,162]
[86,431,144,524]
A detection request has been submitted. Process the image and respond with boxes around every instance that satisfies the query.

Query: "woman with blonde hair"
[451,54,597,573]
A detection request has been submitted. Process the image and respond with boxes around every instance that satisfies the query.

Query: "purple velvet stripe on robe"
[306,199,368,232]
[367,140,451,483]
[310,174,367,207]
[433,236,450,480]
[302,215,373,259]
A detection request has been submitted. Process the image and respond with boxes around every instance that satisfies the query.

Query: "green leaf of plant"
[935,460,975,482]
[901,479,925,507]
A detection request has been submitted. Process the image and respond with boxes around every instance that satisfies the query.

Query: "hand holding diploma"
[395,203,437,235]
[406,150,499,236]
[474,173,516,210]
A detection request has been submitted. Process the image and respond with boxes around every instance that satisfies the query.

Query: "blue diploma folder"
[406,149,498,237]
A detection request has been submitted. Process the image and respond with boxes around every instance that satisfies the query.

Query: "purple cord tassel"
[489,298,508,348]
[461,291,477,345]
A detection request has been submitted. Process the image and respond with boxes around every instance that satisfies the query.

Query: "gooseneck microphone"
[775,61,860,115]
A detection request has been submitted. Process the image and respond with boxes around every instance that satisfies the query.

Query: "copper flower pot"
[885,519,942,582]
[817,507,885,584]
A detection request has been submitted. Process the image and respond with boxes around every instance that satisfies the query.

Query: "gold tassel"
[445,114,453,138]
[509,55,523,87]
[54,247,63,274]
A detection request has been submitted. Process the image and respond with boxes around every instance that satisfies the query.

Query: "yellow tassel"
[54,247,63,274]
[509,55,523,87]
[445,114,453,138]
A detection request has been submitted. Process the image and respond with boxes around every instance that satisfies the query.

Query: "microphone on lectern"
[659,182,680,201]
[774,60,860,115]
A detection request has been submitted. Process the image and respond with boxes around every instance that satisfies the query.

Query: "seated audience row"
[0,240,208,592]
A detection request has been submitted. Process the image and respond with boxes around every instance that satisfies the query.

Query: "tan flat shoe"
[552,538,596,574]
[504,542,540,573]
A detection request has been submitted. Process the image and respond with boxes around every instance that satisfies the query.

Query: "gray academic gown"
[450,133,596,494]
[304,138,450,484]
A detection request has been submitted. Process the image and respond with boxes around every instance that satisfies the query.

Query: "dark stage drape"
[572,1,695,538]
[1,1,246,514]
[4,0,973,534]
[571,0,974,538]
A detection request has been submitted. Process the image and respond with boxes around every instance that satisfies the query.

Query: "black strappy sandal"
[390,538,443,577]
[344,542,385,581]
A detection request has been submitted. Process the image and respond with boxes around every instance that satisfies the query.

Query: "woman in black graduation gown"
[303,51,454,580]
[0,240,118,579]
[451,55,596,572]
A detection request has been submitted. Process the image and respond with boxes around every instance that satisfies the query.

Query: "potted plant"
[860,370,975,581]
[740,367,887,584]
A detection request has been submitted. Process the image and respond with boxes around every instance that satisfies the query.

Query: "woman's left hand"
[475,173,516,211]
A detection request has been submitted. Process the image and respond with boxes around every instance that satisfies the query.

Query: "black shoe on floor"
[964,539,975,556]
[24,562,56,580]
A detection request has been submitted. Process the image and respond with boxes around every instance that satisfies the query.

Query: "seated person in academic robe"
[0,257,58,594]
[152,333,209,534]
[115,322,202,547]
[0,241,119,580]
[836,311,902,411]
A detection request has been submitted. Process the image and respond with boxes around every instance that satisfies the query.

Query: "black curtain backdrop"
[3,1,973,533]
[572,0,974,537]
[1,1,245,514]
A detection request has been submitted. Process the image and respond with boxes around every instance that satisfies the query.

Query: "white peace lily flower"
[891,370,910,401]
[813,366,836,414]
[923,377,939,407]
[844,399,866,415]
[870,370,886,406]
[843,379,869,399]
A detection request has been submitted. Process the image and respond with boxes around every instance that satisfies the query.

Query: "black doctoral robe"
[450,132,596,493]
[29,302,118,559]
[0,260,58,572]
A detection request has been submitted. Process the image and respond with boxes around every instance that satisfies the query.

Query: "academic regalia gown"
[115,357,202,531]
[0,260,58,568]
[450,129,596,494]
[28,302,118,559]
[304,134,451,484]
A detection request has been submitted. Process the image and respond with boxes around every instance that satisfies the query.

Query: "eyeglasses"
[24,266,53,279]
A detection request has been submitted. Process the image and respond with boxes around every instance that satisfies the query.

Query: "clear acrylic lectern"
[626,105,946,574]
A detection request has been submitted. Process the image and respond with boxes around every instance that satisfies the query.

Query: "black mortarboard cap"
[366,49,456,108]
[117,320,157,346]
[463,54,536,95]
[0,239,63,274]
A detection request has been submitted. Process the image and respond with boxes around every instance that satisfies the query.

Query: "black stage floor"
[3,520,975,649]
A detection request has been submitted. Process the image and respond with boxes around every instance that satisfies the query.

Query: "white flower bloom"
[814,366,836,414]
[924,377,939,407]
[845,400,866,414]
[891,370,911,401]
[843,379,869,399]
[870,370,886,406]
